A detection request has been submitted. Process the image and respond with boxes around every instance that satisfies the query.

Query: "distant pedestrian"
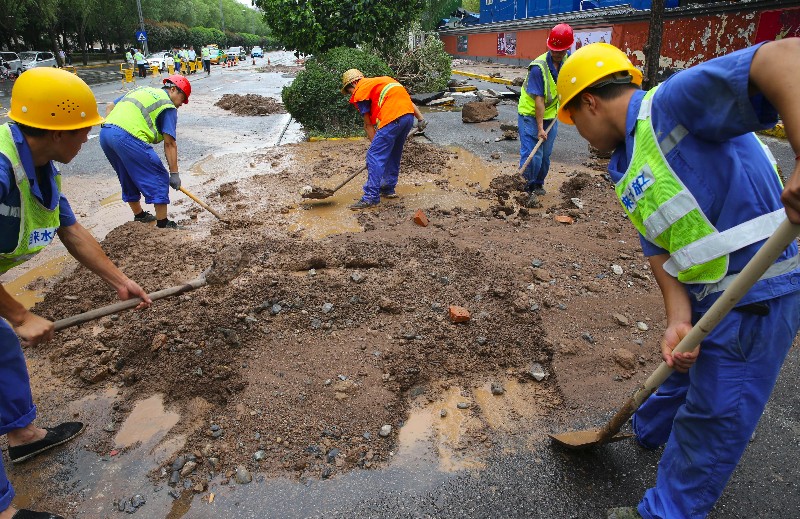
[125,48,134,69]
[201,46,211,75]
[58,49,66,66]
[188,46,197,74]
[134,48,146,78]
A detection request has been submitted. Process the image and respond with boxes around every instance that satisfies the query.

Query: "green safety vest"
[202,47,209,59]
[518,52,565,119]
[125,51,132,62]
[617,86,786,285]
[105,87,176,144]
[0,124,62,274]
[134,51,144,63]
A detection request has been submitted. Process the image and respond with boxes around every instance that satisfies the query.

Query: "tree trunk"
[79,32,88,66]
[49,28,63,67]
[642,0,665,91]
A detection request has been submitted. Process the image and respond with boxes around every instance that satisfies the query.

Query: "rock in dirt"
[491,382,505,395]
[234,466,253,484]
[612,313,630,326]
[529,362,546,381]
[613,349,636,370]
[214,94,286,116]
[379,425,392,437]
[448,305,470,323]
[462,101,499,123]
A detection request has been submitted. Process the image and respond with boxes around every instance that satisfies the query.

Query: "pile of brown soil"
[214,94,287,116]
[30,140,664,492]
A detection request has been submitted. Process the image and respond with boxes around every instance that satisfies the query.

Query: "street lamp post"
[135,0,148,55]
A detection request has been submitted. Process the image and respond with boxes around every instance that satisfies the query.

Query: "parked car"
[0,51,24,76]
[19,51,57,70]
[251,46,263,58]
[146,51,174,72]
[225,47,246,62]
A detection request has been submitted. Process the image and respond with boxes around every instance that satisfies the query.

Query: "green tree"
[462,0,479,12]
[420,0,460,31]
[255,0,424,56]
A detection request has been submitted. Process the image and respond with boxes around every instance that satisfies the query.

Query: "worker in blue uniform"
[517,22,573,201]
[99,74,192,229]
[0,69,152,519]
[556,38,800,519]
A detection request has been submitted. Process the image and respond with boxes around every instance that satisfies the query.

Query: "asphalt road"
[2,60,798,518]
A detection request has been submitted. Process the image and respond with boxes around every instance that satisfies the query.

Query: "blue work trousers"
[99,125,171,205]
[633,291,800,519]
[0,321,38,512]
[518,115,557,192]
[362,114,415,203]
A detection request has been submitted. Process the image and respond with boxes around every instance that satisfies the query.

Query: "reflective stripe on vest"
[0,123,62,274]
[518,52,561,119]
[619,86,785,284]
[105,87,175,144]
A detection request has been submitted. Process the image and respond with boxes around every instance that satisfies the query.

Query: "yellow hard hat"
[556,43,643,125]
[10,68,104,130]
[341,68,364,93]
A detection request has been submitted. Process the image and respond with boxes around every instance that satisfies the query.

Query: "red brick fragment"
[413,209,429,227]
[448,305,470,323]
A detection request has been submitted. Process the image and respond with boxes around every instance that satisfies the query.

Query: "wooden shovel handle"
[179,186,227,222]
[599,218,800,441]
[516,118,557,177]
[330,165,368,194]
[53,277,207,331]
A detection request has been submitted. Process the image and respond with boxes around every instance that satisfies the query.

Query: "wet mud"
[214,94,287,116]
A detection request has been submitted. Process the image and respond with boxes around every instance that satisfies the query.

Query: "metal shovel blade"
[549,429,633,449]
[301,187,335,199]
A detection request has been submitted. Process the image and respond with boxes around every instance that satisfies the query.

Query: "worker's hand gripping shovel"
[53,245,247,331]
[550,218,800,449]
[179,186,228,223]
[516,118,557,178]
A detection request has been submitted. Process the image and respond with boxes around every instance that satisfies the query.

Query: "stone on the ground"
[448,305,470,323]
[379,425,392,437]
[611,264,624,275]
[462,101,499,123]
[636,321,649,331]
[180,461,197,477]
[613,349,636,370]
[612,313,630,326]
[428,97,455,106]
[500,120,518,132]
[410,92,444,105]
[530,362,546,381]
[491,382,505,395]
[234,465,252,484]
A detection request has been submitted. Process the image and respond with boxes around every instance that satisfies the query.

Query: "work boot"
[8,422,85,464]
[133,210,157,223]
[349,199,379,210]
[532,186,546,196]
[380,190,399,199]
[12,509,65,519]
[156,219,180,229]
[607,507,642,519]
[525,192,542,209]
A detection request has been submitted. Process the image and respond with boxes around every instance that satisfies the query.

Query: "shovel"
[301,127,422,200]
[54,245,248,331]
[179,186,228,223]
[516,118,557,178]
[301,165,367,200]
[550,218,800,449]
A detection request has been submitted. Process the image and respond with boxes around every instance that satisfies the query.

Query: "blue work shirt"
[357,100,371,116]
[525,51,566,99]
[608,42,799,311]
[112,92,178,140]
[0,124,76,253]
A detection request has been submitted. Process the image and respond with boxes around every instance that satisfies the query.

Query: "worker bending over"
[341,69,426,210]
[557,40,800,519]
[99,75,191,229]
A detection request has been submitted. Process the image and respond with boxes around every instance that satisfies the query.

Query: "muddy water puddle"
[291,147,493,240]
[1,256,71,308]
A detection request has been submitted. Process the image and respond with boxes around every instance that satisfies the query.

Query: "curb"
[308,136,365,142]
[452,70,514,86]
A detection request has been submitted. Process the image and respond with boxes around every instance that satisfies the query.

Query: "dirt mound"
[28,139,665,495]
[259,64,303,74]
[215,94,287,116]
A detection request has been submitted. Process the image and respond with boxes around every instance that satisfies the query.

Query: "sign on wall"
[572,28,612,51]
[457,35,468,53]
[497,32,517,56]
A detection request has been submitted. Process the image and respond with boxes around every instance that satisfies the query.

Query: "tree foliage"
[0,0,273,64]
[255,0,424,56]
[282,47,393,136]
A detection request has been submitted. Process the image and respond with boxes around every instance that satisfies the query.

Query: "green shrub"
[281,47,392,137]
[370,28,452,94]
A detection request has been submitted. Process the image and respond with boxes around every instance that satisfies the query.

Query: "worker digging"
[99,75,192,230]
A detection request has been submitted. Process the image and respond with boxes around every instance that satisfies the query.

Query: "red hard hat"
[163,74,191,104]
[547,23,574,52]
